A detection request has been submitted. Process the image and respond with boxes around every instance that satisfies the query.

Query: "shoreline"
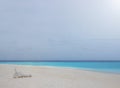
[0,63,120,75]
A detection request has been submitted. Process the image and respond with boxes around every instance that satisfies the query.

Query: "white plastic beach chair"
[13,68,32,78]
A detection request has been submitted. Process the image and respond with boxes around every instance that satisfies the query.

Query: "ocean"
[0,61,120,74]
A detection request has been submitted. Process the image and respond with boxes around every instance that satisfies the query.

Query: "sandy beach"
[0,64,120,88]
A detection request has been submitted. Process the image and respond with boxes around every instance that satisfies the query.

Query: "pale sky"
[0,0,120,60]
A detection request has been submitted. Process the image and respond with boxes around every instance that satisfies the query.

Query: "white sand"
[0,64,120,88]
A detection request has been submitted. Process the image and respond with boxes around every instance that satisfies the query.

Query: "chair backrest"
[14,68,18,74]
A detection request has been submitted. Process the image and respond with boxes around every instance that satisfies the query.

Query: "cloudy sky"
[0,0,120,60]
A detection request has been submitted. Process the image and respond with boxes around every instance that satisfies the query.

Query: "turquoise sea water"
[0,62,120,73]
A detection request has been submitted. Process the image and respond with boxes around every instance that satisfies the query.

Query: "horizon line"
[0,60,120,62]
